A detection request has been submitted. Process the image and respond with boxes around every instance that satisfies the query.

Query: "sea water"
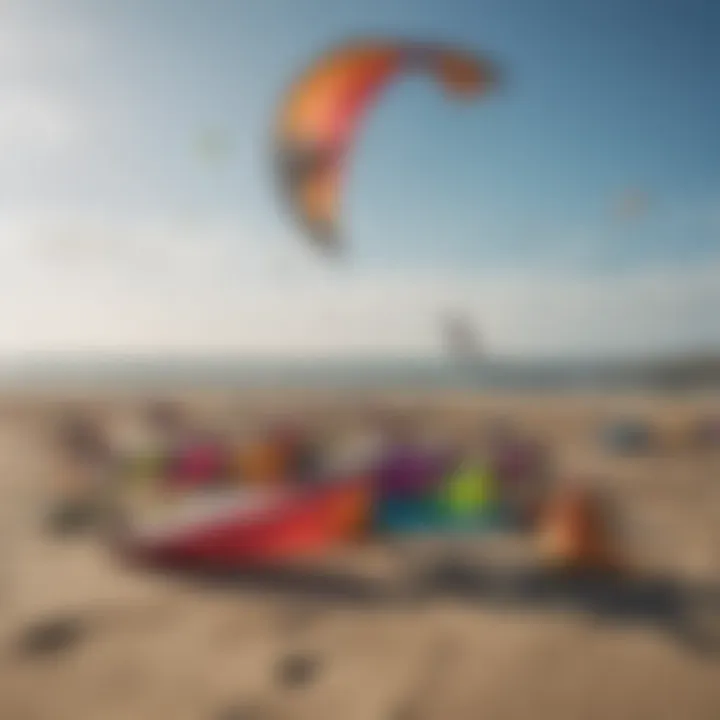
[0,354,705,393]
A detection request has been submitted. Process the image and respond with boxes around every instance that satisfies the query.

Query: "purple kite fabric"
[374,445,452,498]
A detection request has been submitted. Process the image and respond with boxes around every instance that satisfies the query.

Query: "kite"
[614,189,650,222]
[274,38,500,254]
[442,311,481,358]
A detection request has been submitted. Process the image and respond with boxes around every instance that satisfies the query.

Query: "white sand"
[0,391,718,720]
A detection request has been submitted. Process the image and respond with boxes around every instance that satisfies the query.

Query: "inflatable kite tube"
[118,476,371,569]
[374,497,512,534]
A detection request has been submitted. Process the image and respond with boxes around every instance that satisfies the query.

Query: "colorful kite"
[274,38,500,254]
[442,311,481,358]
[614,189,650,221]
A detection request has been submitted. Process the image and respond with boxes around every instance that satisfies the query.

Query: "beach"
[0,389,718,720]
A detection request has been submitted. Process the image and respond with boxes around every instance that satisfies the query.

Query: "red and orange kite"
[274,38,500,254]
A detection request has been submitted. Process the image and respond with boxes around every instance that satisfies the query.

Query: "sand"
[0,390,718,720]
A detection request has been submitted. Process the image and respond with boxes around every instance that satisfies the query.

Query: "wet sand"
[0,390,718,720]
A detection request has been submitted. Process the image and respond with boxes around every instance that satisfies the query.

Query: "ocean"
[0,355,714,393]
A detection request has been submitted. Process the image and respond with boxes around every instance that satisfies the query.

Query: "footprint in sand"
[15,613,86,658]
[274,652,322,689]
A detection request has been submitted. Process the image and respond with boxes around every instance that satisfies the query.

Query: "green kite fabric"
[441,463,497,517]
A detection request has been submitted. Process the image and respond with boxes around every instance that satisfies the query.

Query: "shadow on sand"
[152,558,720,656]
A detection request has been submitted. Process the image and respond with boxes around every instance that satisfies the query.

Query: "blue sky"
[0,0,718,357]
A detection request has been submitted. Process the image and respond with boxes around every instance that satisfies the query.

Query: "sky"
[1,0,719,359]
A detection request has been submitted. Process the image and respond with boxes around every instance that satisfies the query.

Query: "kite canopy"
[375,445,448,499]
[615,189,650,221]
[123,477,372,568]
[440,463,497,517]
[274,38,499,253]
[536,487,621,573]
[442,311,481,358]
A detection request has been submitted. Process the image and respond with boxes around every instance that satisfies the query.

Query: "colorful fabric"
[166,441,228,489]
[374,445,449,499]
[374,496,437,532]
[236,441,290,486]
[440,463,497,517]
